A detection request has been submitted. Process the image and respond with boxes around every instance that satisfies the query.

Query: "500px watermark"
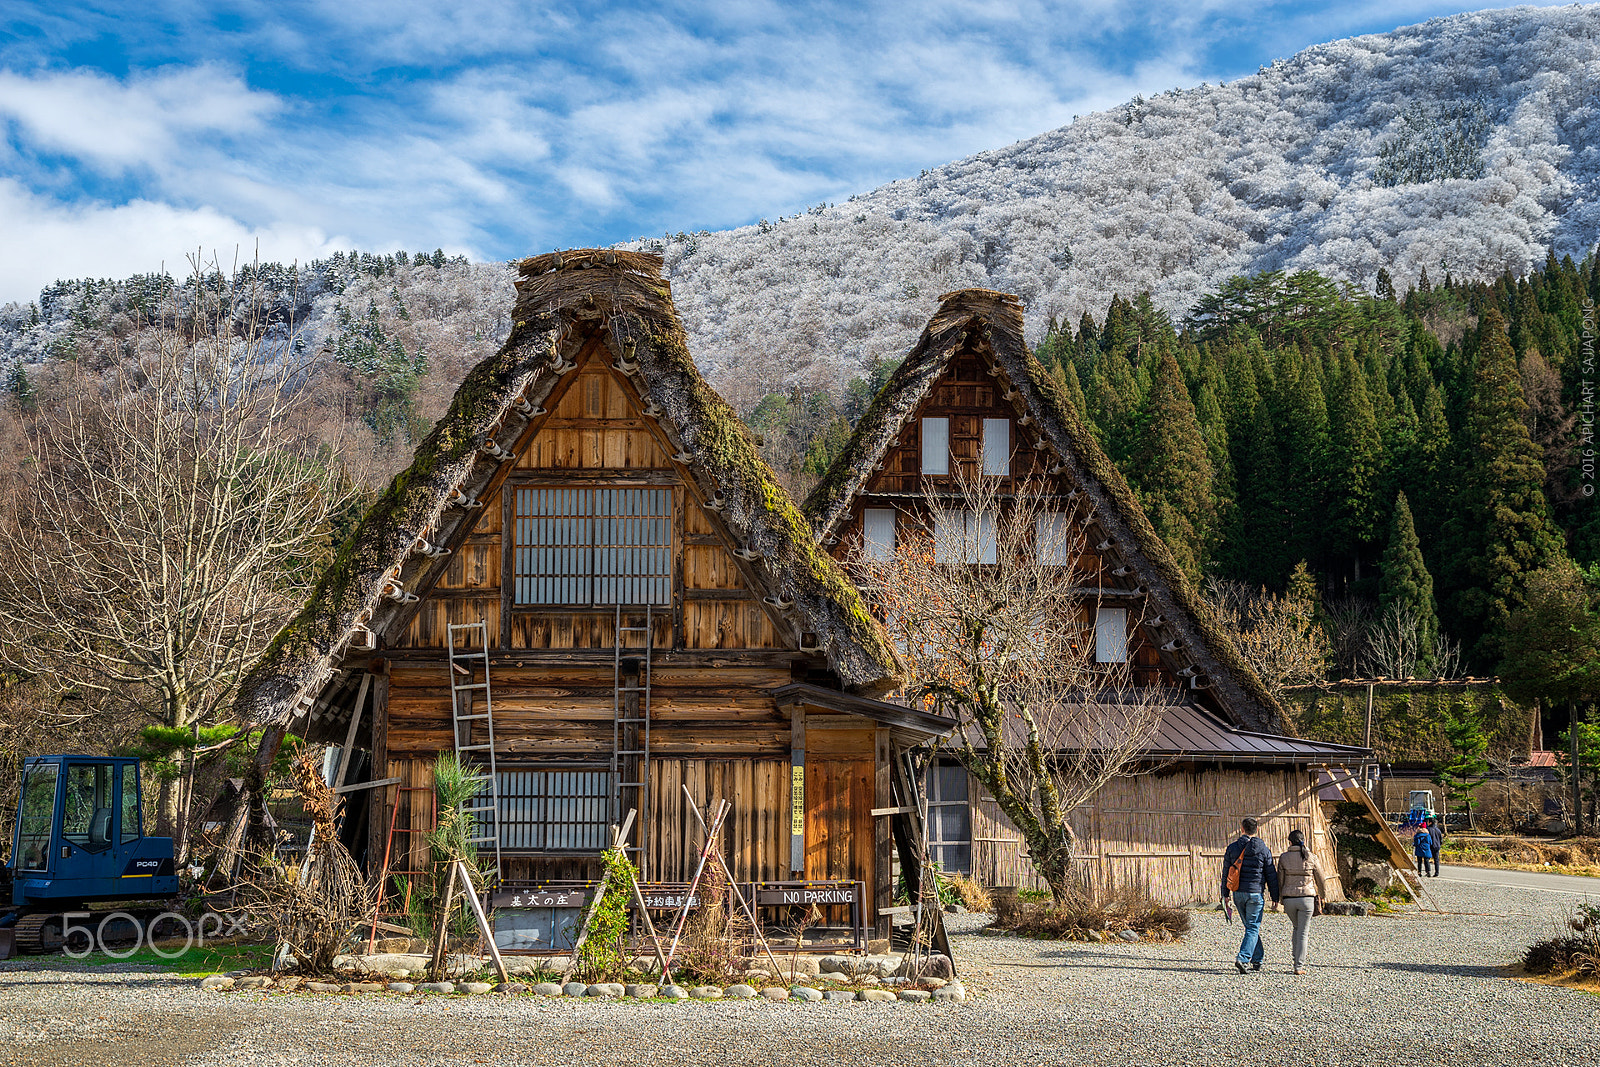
[55,911,248,959]
[1582,298,1596,498]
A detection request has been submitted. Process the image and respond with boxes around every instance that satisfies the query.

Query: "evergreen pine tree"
[1327,353,1382,579]
[5,362,36,414]
[1443,309,1565,665]
[1378,491,1439,667]
[1129,350,1215,583]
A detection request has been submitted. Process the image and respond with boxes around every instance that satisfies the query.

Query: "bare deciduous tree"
[855,469,1163,904]
[1204,578,1329,694]
[0,261,353,839]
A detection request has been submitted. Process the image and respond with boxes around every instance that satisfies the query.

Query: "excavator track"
[11,913,67,955]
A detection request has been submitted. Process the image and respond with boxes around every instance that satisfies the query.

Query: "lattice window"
[483,768,612,852]
[926,762,971,875]
[512,486,672,606]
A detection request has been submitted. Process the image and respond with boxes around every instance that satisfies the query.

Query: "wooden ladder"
[447,620,502,884]
[611,603,653,875]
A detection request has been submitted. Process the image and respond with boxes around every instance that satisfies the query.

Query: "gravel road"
[2,876,1594,1067]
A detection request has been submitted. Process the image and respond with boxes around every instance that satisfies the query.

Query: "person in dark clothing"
[1220,816,1280,973]
[1412,822,1435,876]
[1424,817,1443,876]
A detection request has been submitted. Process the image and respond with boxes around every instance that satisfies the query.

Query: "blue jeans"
[1233,891,1265,966]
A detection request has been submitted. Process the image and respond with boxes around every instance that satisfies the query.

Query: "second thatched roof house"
[803,288,1368,901]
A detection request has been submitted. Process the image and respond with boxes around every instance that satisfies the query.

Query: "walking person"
[1278,829,1328,975]
[1220,816,1280,974]
[1424,817,1443,876]
[1412,821,1435,877]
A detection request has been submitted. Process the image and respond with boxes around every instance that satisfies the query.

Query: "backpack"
[1226,840,1248,892]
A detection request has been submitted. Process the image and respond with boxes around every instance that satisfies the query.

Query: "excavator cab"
[2,756,178,956]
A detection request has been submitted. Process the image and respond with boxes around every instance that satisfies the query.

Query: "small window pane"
[982,418,1010,476]
[15,763,58,871]
[118,764,141,843]
[975,513,997,565]
[62,764,113,851]
[862,508,895,562]
[933,509,965,565]
[485,768,612,852]
[921,417,949,475]
[1095,607,1129,663]
[1036,513,1073,565]
[933,763,969,803]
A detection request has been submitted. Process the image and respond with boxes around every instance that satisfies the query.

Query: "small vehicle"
[1,755,179,957]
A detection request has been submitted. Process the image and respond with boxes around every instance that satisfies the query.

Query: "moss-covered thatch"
[802,288,1288,734]
[1280,681,1536,764]
[236,249,903,726]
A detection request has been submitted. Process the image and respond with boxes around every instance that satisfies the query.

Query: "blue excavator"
[1,755,180,957]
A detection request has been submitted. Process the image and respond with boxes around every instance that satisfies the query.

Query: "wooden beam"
[335,776,401,795]
[332,673,371,791]
[789,707,805,875]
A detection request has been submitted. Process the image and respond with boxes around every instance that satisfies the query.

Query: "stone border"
[197,974,966,1003]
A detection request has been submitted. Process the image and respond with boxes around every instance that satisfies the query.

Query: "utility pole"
[1574,702,1584,835]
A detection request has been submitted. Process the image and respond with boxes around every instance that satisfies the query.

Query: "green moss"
[1282,684,1534,762]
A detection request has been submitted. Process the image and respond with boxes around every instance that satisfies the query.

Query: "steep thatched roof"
[802,288,1288,734]
[236,249,904,727]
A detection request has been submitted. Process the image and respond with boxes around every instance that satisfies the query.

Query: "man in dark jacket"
[1221,816,1280,973]
[1424,817,1443,876]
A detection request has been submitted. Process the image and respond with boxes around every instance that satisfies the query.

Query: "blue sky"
[0,1,1565,303]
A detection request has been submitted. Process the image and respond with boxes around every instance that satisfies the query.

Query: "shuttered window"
[862,508,896,561]
[982,418,1010,476]
[921,417,950,475]
[1095,607,1129,663]
[482,768,612,852]
[926,762,971,875]
[1035,512,1073,565]
[513,487,672,606]
[933,509,997,565]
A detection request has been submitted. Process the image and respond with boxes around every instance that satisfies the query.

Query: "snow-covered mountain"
[642,4,1600,403]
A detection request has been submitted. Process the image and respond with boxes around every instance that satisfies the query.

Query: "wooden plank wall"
[969,765,1344,903]
[397,353,782,655]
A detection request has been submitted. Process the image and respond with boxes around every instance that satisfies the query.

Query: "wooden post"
[366,666,390,877]
[333,673,372,791]
[789,707,806,875]
[458,859,509,985]
[873,728,892,940]
[1363,682,1375,751]
[1574,701,1584,834]
[429,860,460,981]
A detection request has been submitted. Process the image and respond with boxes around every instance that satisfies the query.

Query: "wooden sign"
[790,765,804,835]
[639,890,701,910]
[491,888,587,909]
[755,884,860,907]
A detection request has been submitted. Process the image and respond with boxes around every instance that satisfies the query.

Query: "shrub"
[989,882,1191,942]
[1523,902,1600,977]
[944,872,993,912]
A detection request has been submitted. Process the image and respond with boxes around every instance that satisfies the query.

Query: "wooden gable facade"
[237,250,945,937]
[804,288,1367,903]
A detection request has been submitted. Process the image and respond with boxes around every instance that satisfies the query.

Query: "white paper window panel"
[1095,607,1129,663]
[1036,513,1074,565]
[862,508,896,562]
[486,769,612,851]
[921,417,950,475]
[933,510,995,564]
[982,418,1010,476]
[513,487,672,605]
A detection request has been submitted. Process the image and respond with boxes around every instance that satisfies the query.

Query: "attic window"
[1094,607,1129,664]
[862,508,896,562]
[512,487,672,606]
[982,418,1010,476]
[921,417,949,476]
[934,509,996,565]
[1035,512,1074,565]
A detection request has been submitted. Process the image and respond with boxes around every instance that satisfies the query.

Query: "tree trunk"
[245,724,289,851]
[1030,821,1080,906]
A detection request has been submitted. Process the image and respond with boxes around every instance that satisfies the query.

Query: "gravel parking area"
[2,875,1595,1067]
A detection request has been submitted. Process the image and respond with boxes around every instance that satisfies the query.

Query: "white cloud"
[0,179,344,304]
[0,64,280,173]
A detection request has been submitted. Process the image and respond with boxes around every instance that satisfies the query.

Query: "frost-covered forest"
[637,5,1600,401]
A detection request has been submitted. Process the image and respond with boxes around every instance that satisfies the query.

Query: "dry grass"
[1523,902,1600,985]
[1444,837,1600,879]
[990,883,1192,942]
[943,873,993,913]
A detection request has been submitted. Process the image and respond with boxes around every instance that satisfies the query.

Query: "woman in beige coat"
[1278,829,1328,974]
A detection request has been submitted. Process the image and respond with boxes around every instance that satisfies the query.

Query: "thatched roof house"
[803,288,1367,901]
[235,250,939,944]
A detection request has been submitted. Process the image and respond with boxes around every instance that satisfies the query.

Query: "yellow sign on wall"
[790,764,804,835]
